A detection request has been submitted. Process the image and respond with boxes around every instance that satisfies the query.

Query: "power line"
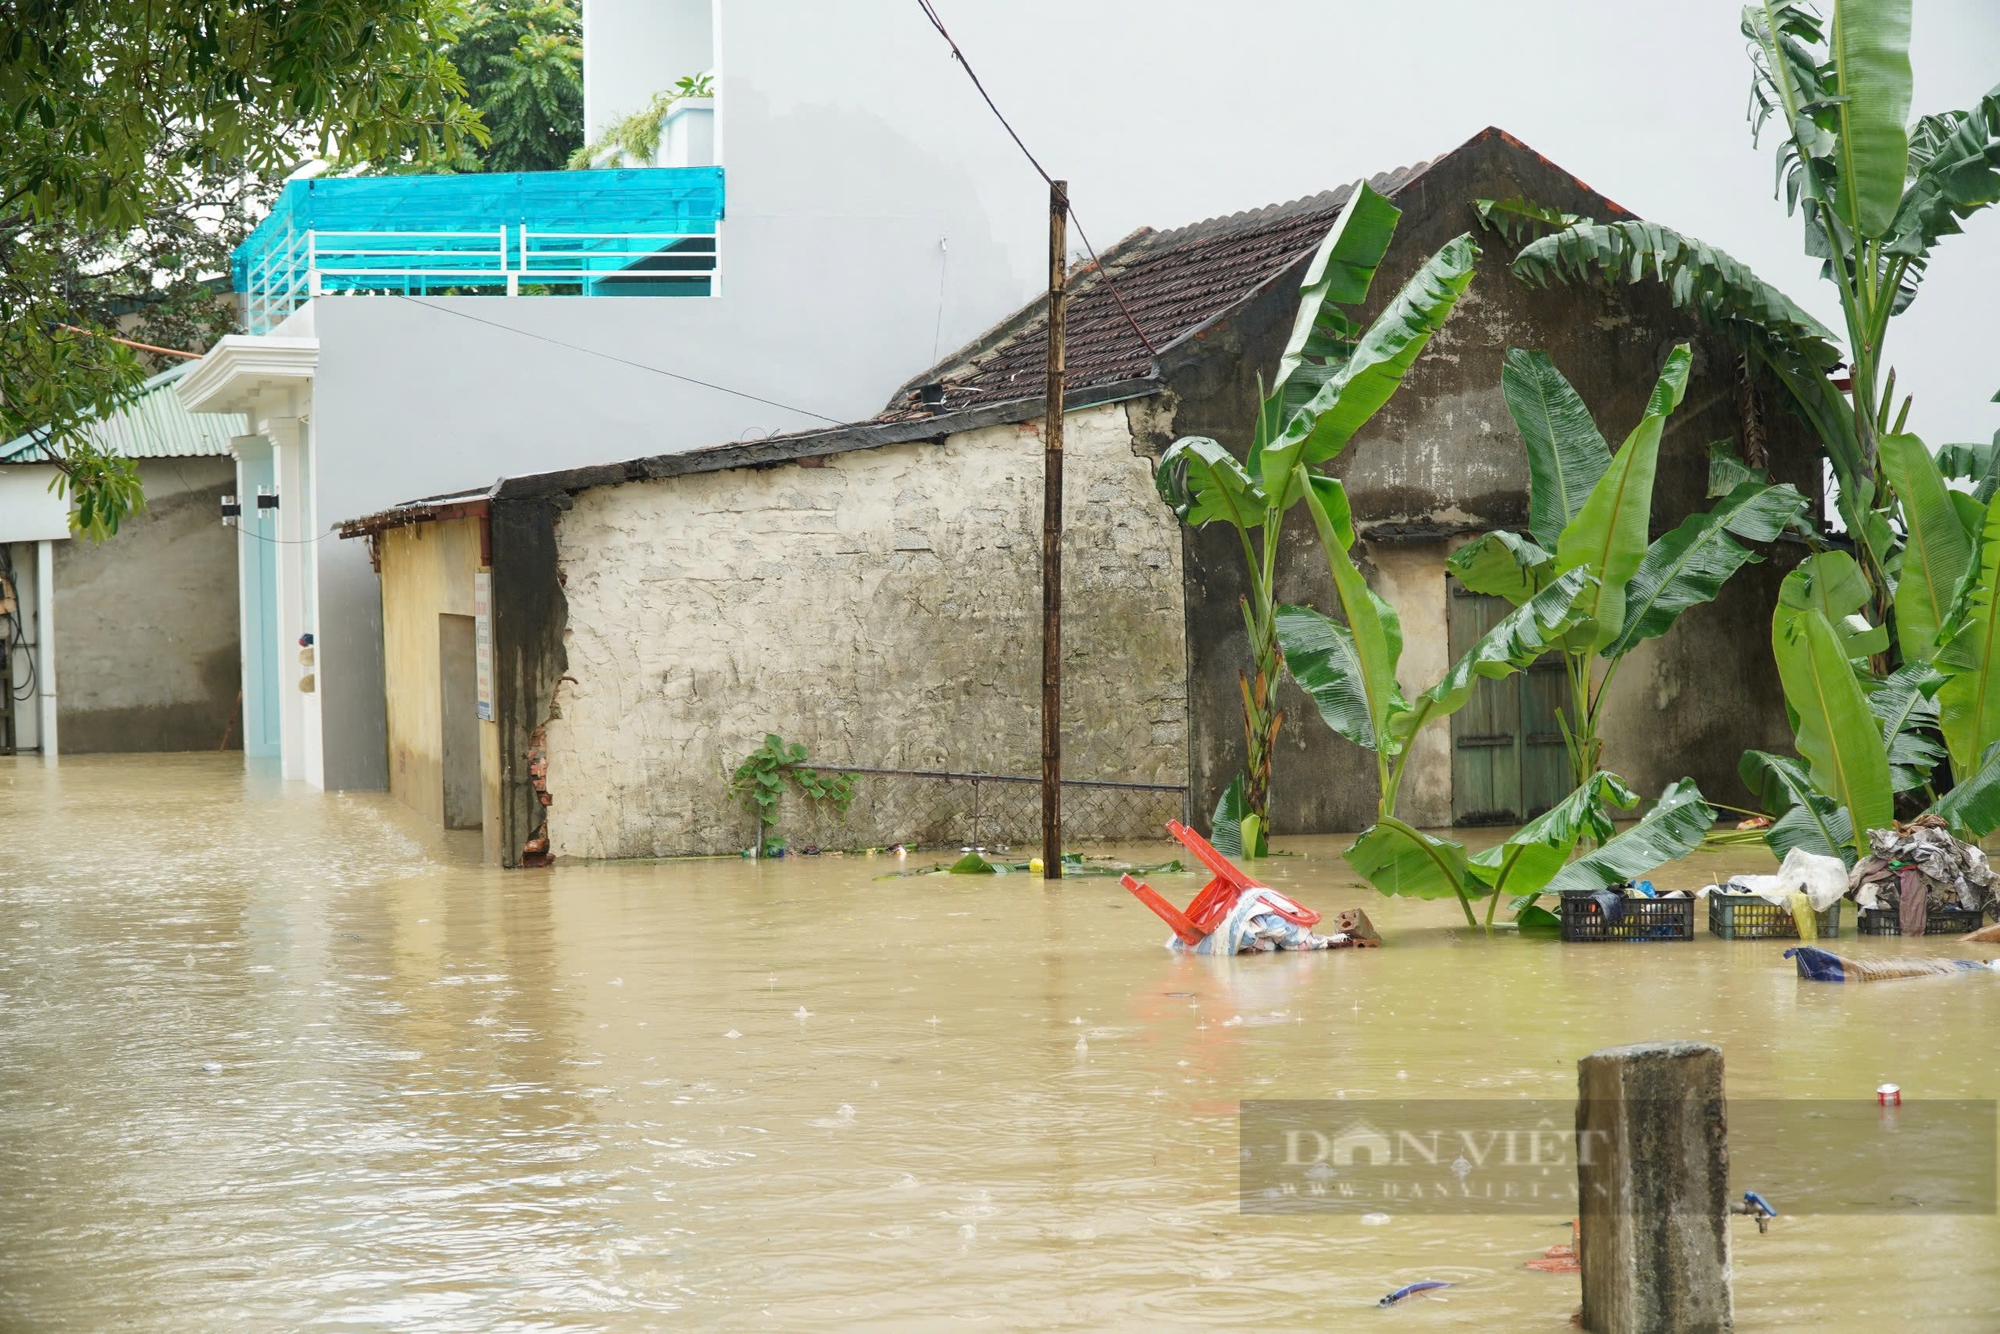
[391,297,848,425]
[913,0,1160,359]
[54,323,204,360]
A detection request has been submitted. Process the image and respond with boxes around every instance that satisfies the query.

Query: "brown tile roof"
[878,159,1440,421]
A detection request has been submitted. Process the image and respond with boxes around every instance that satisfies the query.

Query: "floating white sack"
[1720,847,1849,912]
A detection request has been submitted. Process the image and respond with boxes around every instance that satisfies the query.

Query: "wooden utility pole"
[1041,179,1067,880]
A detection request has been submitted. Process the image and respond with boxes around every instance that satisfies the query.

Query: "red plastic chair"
[1121,820,1320,942]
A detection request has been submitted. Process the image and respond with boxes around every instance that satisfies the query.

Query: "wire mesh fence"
[772,766,1190,852]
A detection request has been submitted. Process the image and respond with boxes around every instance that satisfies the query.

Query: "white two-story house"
[177,0,1042,790]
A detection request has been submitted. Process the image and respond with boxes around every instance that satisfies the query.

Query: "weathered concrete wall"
[379,517,482,829]
[542,401,1187,858]
[1156,135,1817,833]
[53,457,242,753]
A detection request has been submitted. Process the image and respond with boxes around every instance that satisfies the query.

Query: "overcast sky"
[889,0,1999,448]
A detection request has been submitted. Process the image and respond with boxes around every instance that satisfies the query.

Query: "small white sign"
[473,571,493,721]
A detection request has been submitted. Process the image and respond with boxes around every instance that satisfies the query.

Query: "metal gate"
[1448,583,1572,825]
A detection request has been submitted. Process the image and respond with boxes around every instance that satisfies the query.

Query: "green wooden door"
[1448,582,1573,825]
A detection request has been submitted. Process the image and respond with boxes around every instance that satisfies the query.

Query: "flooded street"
[2,754,1996,1331]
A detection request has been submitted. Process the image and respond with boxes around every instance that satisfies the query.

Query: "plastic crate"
[1559,891,1694,942]
[1855,905,1986,936]
[1708,893,1842,940]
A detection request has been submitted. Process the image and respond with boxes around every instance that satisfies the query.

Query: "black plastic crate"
[1559,891,1694,942]
[1855,905,1987,936]
[1708,893,1842,940]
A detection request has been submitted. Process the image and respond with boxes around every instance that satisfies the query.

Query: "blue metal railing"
[235,168,725,333]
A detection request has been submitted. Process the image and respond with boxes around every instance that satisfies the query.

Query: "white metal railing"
[244,223,720,333]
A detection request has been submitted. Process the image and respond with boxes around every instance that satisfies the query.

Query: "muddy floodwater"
[2,755,1996,1331]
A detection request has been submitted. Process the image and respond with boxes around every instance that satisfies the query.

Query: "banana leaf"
[1936,493,2000,780]
[1887,87,2000,310]
[1779,550,1889,663]
[1445,530,1552,606]
[1927,740,2000,839]
[1273,602,1382,752]
[1603,481,1807,658]
[1542,778,1716,896]
[1469,771,1635,901]
[1270,183,1401,426]
[1508,221,1862,539]
[1952,490,1988,542]
[1772,605,1894,860]
[1343,817,1475,925]
[1501,348,1611,548]
[1879,433,1972,662]
[1154,436,1266,531]
[1385,568,1595,751]
[1208,774,1260,858]
[1827,0,1913,240]
[1740,749,1856,865]
[1869,662,1946,792]
[1708,440,1769,497]
[1264,235,1480,469]
[1936,439,1994,485]
[1295,473,1407,755]
[1553,344,1692,651]
[1473,196,1588,245]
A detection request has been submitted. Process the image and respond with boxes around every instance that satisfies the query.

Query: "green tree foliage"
[400,1,583,174]
[1,0,481,537]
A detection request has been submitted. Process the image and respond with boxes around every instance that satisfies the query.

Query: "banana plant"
[1744,537,2000,861]
[1489,0,2000,644]
[1341,770,1716,934]
[1156,181,1478,842]
[1274,465,1601,925]
[1448,346,1809,787]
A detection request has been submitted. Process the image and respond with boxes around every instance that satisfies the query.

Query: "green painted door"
[1448,582,1573,825]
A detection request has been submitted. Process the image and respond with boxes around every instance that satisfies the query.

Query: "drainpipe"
[35,538,55,760]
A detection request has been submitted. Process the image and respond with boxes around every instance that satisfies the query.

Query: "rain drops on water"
[794,1006,814,1019]
[1074,1035,1088,1053]
[724,1030,741,1039]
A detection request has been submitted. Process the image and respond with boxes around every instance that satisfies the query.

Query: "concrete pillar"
[34,538,55,761]
[1576,1041,1732,1334]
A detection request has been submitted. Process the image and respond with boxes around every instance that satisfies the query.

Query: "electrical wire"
[913,0,1161,359]
[231,523,339,545]
[53,323,203,360]
[391,296,848,425]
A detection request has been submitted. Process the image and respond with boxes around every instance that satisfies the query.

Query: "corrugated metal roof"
[0,361,246,463]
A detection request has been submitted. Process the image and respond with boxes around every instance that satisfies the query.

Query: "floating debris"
[1378,1280,1451,1306]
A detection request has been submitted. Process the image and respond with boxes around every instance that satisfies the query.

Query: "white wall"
[305,1,1042,789]
[0,466,73,542]
[581,0,713,142]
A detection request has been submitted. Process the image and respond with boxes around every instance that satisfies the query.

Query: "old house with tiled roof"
[340,127,1817,864]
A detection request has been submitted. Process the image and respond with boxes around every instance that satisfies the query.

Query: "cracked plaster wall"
[543,402,1187,858]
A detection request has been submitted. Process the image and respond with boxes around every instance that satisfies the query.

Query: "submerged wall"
[541,401,1187,858]
[54,457,242,753]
